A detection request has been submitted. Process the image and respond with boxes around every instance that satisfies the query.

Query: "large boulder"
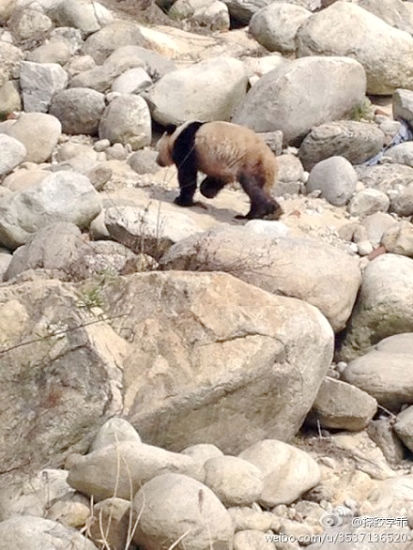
[298,120,385,170]
[160,226,361,332]
[132,474,233,550]
[19,61,68,113]
[342,334,413,409]
[101,271,333,453]
[340,254,413,360]
[308,377,378,431]
[0,172,101,249]
[249,3,311,53]
[233,56,366,143]
[239,439,320,506]
[4,113,61,163]
[98,95,151,149]
[83,21,147,64]
[47,0,113,36]
[0,278,125,483]
[146,56,248,125]
[296,1,413,95]
[49,88,105,135]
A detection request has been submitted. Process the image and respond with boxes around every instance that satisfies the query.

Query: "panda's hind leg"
[200,176,227,199]
[237,174,283,220]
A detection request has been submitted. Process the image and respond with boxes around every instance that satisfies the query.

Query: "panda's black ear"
[165,124,177,135]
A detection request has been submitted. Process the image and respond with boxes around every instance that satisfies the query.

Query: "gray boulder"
[146,56,248,125]
[298,120,385,170]
[384,142,413,167]
[308,377,377,431]
[341,255,413,360]
[239,440,320,507]
[343,334,413,409]
[203,456,263,506]
[49,88,105,135]
[296,1,413,95]
[5,113,61,163]
[348,189,390,218]
[0,172,101,249]
[83,21,146,64]
[20,61,68,113]
[4,223,83,281]
[382,221,413,257]
[233,56,366,143]
[98,95,151,149]
[47,0,113,36]
[67,441,202,501]
[133,473,233,550]
[249,3,311,54]
[306,156,357,206]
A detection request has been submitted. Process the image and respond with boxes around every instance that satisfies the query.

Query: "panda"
[156,120,282,220]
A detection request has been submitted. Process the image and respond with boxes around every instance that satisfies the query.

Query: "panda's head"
[156,124,177,167]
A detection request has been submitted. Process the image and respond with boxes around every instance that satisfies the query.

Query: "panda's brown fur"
[156,121,282,220]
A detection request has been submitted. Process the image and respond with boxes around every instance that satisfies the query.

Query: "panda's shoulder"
[172,121,204,163]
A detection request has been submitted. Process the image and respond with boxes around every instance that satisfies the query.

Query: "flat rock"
[104,204,205,260]
[308,377,377,431]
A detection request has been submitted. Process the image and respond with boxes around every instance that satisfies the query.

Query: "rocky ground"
[2,0,413,548]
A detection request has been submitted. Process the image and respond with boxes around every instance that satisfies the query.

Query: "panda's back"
[194,121,275,180]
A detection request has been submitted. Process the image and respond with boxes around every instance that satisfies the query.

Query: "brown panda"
[156,120,282,220]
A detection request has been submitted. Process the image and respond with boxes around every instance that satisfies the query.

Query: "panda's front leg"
[174,165,198,207]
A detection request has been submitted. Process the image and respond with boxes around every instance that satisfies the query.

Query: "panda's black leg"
[174,165,198,207]
[200,176,227,199]
[237,175,283,220]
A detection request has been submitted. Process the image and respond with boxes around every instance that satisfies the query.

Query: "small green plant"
[350,98,374,122]
[77,285,105,311]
